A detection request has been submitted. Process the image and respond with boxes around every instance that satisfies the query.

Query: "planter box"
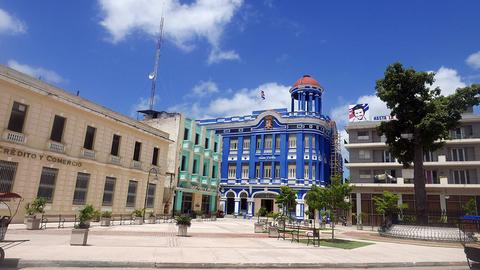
[133,218,144,225]
[25,216,41,230]
[268,226,279,238]
[177,224,188,236]
[254,222,265,233]
[70,228,89,246]
[147,217,156,224]
[100,217,111,226]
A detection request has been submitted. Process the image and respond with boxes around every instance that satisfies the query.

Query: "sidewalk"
[2,218,468,268]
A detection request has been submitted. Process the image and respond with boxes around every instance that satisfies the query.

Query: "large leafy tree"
[376,62,480,224]
[275,186,297,219]
[305,175,353,239]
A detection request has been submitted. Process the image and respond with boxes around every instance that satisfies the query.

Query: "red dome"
[292,75,321,88]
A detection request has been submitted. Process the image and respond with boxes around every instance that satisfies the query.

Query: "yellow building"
[0,65,174,223]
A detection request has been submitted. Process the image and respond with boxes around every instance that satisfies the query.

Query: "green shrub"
[92,209,101,221]
[101,211,112,218]
[175,215,192,227]
[132,209,145,218]
[257,207,268,217]
[148,211,155,218]
[25,197,47,217]
[77,204,95,229]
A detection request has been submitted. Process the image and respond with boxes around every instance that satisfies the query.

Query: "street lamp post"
[144,167,159,222]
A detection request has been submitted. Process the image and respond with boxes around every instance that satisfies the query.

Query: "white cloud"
[206,82,290,117]
[98,0,242,62]
[169,81,290,118]
[430,67,466,96]
[192,80,219,96]
[0,8,26,34]
[207,49,240,64]
[7,60,64,84]
[466,51,480,70]
[130,95,159,117]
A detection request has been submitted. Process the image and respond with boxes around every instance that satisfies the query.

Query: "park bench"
[40,214,77,229]
[278,223,320,246]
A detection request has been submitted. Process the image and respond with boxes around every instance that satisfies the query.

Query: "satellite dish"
[148,72,156,80]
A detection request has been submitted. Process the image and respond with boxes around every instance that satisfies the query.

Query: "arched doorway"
[253,192,277,214]
[226,191,235,215]
[239,192,248,215]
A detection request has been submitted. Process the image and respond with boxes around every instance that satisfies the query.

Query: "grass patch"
[299,238,373,249]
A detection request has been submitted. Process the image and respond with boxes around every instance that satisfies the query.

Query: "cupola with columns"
[289,74,324,115]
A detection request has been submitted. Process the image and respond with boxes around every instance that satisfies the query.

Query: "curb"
[16,260,468,268]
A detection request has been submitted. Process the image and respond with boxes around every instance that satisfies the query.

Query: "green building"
[142,112,221,215]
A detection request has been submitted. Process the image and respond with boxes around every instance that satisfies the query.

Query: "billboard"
[348,103,369,122]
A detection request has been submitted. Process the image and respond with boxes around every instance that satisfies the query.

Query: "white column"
[440,194,447,213]
[234,198,240,216]
[356,193,362,225]
[247,199,253,217]
[296,199,304,219]
[220,198,226,212]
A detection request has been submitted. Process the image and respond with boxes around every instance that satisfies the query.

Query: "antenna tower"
[148,16,165,111]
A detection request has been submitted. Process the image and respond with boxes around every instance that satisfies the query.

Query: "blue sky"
[1,0,480,128]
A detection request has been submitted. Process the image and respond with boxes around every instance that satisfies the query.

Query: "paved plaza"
[1,218,469,268]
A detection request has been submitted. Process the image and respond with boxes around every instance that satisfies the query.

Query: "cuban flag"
[260,90,265,100]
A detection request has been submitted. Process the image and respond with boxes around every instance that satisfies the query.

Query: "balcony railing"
[204,149,212,158]
[132,160,142,170]
[3,130,26,144]
[191,174,199,183]
[194,145,204,154]
[82,149,95,159]
[200,176,209,185]
[48,141,64,153]
[182,140,193,150]
[110,155,121,164]
[210,179,218,186]
[179,171,190,180]
[212,153,220,161]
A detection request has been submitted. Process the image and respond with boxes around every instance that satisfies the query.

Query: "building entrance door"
[261,199,274,213]
[226,198,235,214]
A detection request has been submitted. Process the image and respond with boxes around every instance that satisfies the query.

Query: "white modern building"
[346,110,480,225]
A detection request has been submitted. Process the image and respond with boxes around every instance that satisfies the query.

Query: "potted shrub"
[71,204,95,246]
[175,215,192,237]
[147,211,156,224]
[25,197,46,230]
[254,207,268,233]
[92,209,101,222]
[100,211,112,226]
[132,209,145,225]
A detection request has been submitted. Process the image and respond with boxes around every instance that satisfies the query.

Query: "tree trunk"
[413,142,428,225]
[331,211,335,240]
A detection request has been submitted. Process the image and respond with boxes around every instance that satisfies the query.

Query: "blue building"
[198,75,340,219]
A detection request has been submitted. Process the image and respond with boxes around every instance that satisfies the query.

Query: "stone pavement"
[1,218,468,268]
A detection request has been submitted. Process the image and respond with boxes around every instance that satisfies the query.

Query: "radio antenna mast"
[148,16,165,111]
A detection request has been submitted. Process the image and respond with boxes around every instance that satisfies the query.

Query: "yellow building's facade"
[0,66,173,222]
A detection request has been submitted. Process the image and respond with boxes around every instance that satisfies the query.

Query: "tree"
[373,191,408,229]
[463,198,477,216]
[376,62,480,224]
[275,186,297,219]
[305,185,323,228]
[305,175,353,240]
